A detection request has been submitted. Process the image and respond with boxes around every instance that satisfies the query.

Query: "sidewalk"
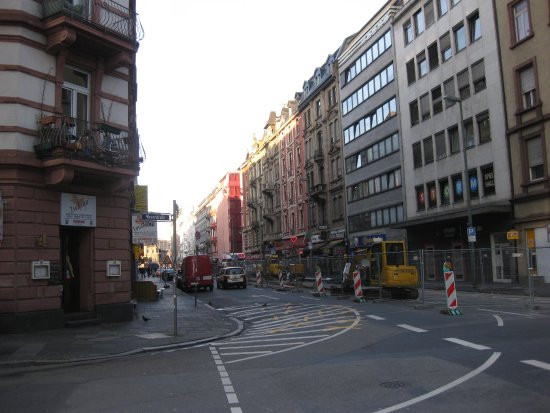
[0,278,242,369]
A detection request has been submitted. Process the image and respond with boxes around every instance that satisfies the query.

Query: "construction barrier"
[442,270,462,315]
[312,270,326,297]
[277,270,287,291]
[255,269,262,287]
[353,270,365,303]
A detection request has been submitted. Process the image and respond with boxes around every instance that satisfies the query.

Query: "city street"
[1,285,550,412]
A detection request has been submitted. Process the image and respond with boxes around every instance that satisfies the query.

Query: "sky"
[135,0,387,239]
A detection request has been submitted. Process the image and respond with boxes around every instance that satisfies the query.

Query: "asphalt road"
[1,286,549,413]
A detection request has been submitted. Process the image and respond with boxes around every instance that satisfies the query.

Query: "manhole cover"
[380,381,407,389]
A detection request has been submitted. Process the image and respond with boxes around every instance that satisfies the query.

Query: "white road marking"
[372,352,501,413]
[301,296,320,300]
[221,335,328,344]
[493,314,504,327]
[366,315,385,321]
[220,351,272,356]
[251,294,280,300]
[225,308,361,364]
[242,330,330,339]
[521,359,550,372]
[444,338,491,351]
[397,324,427,333]
[219,342,305,349]
[209,346,242,412]
[478,308,533,317]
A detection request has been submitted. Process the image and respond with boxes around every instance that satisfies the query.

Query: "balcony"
[35,116,133,168]
[314,150,324,163]
[263,210,274,222]
[43,0,144,41]
[309,184,326,203]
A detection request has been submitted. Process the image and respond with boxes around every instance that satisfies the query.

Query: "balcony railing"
[43,0,144,41]
[34,115,130,167]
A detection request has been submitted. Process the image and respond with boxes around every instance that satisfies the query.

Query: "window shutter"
[520,67,535,93]
[527,138,542,167]
[471,60,485,81]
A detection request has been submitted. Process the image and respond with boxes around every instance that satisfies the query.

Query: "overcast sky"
[135,0,387,239]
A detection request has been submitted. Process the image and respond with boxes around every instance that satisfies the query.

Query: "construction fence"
[242,246,550,302]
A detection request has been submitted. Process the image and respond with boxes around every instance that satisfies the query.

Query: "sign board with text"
[61,193,96,227]
[142,213,171,221]
[132,214,157,244]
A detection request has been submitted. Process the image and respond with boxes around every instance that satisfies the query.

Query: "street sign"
[142,213,171,221]
[163,255,172,266]
[467,226,476,243]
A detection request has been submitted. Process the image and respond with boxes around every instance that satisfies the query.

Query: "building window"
[344,30,392,84]
[439,177,450,205]
[416,185,426,210]
[413,142,423,168]
[440,32,452,61]
[432,85,443,114]
[410,99,419,126]
[427,181,437,208]
[452,173,464,202]
[464,118,475,148]
[448,125,460,154]
[451,0,461,6]
[527,137,544,181]
[428,42,439,70]
[471,60,486,93]
[344,97,397,144]
[406,59,416,84]
[443,77,456,108]
[404,20,413,44]
[435,131,446,159]
[417,51,428,78]
[328,87,336,108]
[316,100,321,118]
[457,69,470,100]
[481,164,495,196]
[62,66,90,134]
[414,9,425,35]
[477,111,491,144]
[420,93,430,121]
[424,0,435,28]
[518,64,537,109]
[438,0,448,17]
[511,0,531,44]
[423,136,434,164]
[454,23,466,53]
[468,11,481,42]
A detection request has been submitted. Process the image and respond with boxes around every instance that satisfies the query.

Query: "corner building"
[393,0,512,282]
[0,1,142,331]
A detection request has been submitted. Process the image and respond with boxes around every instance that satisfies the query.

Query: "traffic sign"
[507,230,519,240]
[290,236,297,243]
[142,213,171,221]
[467,226,476,242]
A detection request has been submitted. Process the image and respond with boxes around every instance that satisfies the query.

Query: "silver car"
[217,266,247,289]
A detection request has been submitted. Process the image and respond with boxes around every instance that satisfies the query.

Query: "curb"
[0,316,244,372]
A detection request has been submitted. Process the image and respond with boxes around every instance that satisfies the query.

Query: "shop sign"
[61,193,96,227]
[132,214,157,244]
[506,230,519,241]
[134,185,148,212]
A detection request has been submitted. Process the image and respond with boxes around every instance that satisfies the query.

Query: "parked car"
[217,266,247,289]
[161,268,175,282]
[177,255,214,292]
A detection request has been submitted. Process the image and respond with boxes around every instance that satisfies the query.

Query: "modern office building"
[337,0,406,251]
[0,0,143,332]
[493,0,550,283]
[393,0,512,282]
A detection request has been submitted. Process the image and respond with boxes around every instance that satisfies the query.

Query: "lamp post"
[444,95,476,285]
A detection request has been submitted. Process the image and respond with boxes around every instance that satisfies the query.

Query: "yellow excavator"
[350,240,419,299]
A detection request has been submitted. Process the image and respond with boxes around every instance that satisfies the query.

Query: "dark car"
[161,268,175,281]
[217,266,247,289]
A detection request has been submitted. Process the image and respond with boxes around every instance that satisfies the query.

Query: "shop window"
[452,173,464,203]
[468,168,479,199]
[439,177,450,205]
[481,164,495,196]
[416,185,426,210]
[427,181,437,208]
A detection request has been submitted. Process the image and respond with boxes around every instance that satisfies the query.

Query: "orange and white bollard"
[443,270,461,315]
[312,270,326,297]
[277,270,286,291]
[353,270,365,303]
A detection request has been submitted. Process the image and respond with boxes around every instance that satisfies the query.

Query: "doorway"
[60,228,93,313]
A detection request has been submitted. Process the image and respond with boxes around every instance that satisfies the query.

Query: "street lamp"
[444,95,476,285]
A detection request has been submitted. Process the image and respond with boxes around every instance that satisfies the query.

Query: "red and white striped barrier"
[313,270,326,296]
[353,270,365,302]
[255,270,262,286]
[444,270,458,310]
